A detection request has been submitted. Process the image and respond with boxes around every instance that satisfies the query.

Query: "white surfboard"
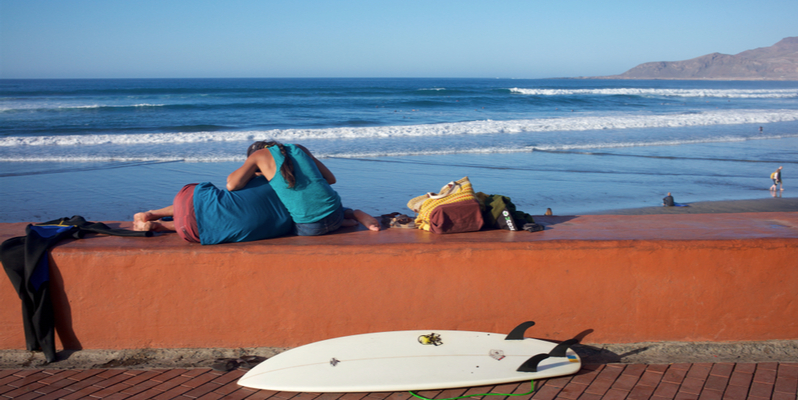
[238,321,582,393]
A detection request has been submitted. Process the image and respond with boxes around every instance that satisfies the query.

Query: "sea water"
[0,78,796,222]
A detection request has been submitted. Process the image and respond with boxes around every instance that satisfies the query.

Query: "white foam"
[509,87,799,98]
[0,109,794,148]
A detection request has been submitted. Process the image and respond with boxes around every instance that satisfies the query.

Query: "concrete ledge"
[1,212,797,353]
[2,340,797,369]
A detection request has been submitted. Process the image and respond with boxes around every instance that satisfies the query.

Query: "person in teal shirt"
[227,141,379,235]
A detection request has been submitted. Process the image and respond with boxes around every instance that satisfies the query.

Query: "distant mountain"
[595,37,797,80]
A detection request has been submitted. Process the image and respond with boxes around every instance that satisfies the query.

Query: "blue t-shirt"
[193,177,292,245]
[267,144,341,224]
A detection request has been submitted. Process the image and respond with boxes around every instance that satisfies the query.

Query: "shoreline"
[578,197,797,216]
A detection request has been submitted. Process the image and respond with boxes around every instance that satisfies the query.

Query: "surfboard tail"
[516,336,582,373]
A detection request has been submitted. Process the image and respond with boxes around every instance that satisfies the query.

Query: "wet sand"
[582,197,798,216]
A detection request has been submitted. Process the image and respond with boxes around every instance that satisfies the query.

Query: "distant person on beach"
[770,166,783,192]
[227,141,380,235]
[663,192,675,207]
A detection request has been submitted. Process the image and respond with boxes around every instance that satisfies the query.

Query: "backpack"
[771,172,776,179]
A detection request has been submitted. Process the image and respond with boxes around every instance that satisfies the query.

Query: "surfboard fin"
[505,321,535,340]
[517,338,580,372]
[548,339,579,358]
[516,353,549,372]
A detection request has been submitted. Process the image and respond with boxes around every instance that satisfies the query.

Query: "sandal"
[211,355,267,372]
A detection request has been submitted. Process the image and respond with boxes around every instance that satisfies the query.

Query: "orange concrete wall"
[0,213,796,351]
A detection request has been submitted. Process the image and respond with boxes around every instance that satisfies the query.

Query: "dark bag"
[428,200,484,234]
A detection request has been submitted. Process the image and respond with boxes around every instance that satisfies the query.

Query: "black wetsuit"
[1,216,151,362]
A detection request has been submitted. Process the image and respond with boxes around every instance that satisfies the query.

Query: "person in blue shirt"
[227,141,379,235]
[132,177,293,245]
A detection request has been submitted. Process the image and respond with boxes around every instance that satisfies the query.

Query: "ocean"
[0,78,797,223]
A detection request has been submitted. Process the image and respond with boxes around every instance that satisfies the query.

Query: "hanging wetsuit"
[0,216,152,362]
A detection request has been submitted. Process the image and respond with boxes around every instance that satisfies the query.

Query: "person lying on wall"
[132,141,379,245]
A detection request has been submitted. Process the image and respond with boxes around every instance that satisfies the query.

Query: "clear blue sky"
[1,0,797,79]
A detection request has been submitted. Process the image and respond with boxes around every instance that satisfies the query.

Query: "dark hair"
[247,141,296,188]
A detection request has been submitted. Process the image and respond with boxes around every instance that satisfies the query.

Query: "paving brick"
[215,378,259,396]
[12,370,51,387]
[150,383,195,400]
[217,387,262,400]
[180,370,219,389]
[733,363,756,374]
[755,362,778,371]
[150,374,193,391]
[653,381,681,398]
[773,376,797,394]
[65,369,104,382]
[584,365,623,396]
[59,382,105,400]
[2,382,46,399]
[151,368,189,383]
[728,371,753,387]
[571,365,603,386]
[180,381,225,399]
[704,375,730,392]
[747,381,774,399]
[721,382,748,400]
[557,382,589,400]
[120,379,162,396]
[609,373,640,391]
[621,364,647,377]
[0,369,20,379]
[37,369,81,384]
[93,369,136,388]
[598,388,628,400]
[637,370,664,387]
[752,365,776,384]
[698,388,723,400]
[647,365,670,373]
[625,383,656,400]
[771,391,799,400]
[710,364,735,378]
[532,383,562,400]
[576,392,602,400]
[679,377,708,395]
[777,363,798,379]
[126,387,169,400]
[35,388,76,400]
[673,391,699,400]
[211,370,243,385]
[687,364,713,380]
[8,390,46,400]
[664,365,689,384]
[546,375,575,389]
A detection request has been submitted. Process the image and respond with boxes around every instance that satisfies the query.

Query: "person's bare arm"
[295,144,336,185]
[227,149,276,191]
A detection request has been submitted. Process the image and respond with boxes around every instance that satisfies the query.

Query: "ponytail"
[246,140,296,188]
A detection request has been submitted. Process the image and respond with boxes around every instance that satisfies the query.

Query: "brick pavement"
[0,363,796,400]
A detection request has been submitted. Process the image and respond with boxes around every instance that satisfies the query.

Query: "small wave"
[529,134,796,152]
[1,109,794,148]
[509,87,798,99]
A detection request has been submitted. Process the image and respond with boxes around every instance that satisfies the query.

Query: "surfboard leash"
[408,380,537,400]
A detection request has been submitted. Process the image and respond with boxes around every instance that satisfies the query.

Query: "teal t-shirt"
[267,144,341,224]
[193,177,292,245]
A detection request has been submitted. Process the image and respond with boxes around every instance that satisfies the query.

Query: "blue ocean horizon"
[0,78,796,223]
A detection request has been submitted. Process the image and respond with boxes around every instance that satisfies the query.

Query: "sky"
[0,0,797,79]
